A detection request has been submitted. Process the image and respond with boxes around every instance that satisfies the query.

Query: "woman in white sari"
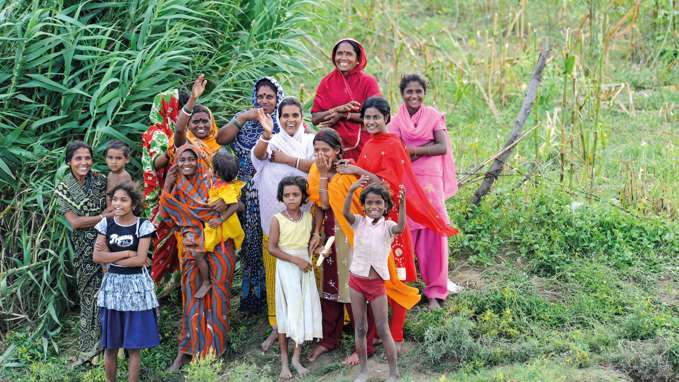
[250,97,316,351]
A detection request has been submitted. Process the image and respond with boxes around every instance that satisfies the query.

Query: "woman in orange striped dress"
[158,144,236,371]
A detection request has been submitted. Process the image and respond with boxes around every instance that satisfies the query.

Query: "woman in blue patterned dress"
[217,77,285,313]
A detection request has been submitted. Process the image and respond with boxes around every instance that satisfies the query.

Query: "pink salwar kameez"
[388,103,458,300]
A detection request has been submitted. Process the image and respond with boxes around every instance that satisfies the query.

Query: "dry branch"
[471,44,550,205]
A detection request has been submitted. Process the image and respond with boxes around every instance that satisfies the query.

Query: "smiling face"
[177,149,198,177]
[105,148,128,174]
[363,107,387,135]
[68,147,93,179]
[314,140,340,164]
[363,192,386,219]
[402,80,425,113]
[256,84,277,114]
[334,41,359,74]
[189,111,211,139]
[280,104,302,136]
[281,184,303,211]
[111,189,134,218]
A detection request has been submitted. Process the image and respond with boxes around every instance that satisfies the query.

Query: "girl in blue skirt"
[93,181,159,382]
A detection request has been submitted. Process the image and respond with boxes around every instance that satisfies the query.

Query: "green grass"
[2,0,678,380]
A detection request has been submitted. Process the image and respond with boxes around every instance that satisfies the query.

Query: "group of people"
[55,38,459,382]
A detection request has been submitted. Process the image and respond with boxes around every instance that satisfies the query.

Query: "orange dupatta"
[308,164,421,309]
[168,108,222,169]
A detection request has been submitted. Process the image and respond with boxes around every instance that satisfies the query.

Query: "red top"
[312,38,381,160]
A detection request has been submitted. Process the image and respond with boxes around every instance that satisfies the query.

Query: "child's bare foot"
[291,358,309,377]
[353,370,369,382]
[260,328,278,352]
[343,352,360,366]
[428,297,441,310]
[307,344,329,362]
[395,341,403,353]
[195,282,212,299]
[386,373,400,382]
[279,366,293,380]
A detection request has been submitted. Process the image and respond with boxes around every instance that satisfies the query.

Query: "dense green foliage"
[0,0,307,340]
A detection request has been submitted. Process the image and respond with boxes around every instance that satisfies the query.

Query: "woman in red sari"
[311,38,381,161]
[158,144,236,371]
[337,96,458,355]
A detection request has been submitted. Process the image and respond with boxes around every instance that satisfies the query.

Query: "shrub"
[418,315,483,368]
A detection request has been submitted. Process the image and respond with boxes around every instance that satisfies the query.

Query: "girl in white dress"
[268,176,323,379]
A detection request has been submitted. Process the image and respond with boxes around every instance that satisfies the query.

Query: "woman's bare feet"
[167,353,189,372]
[353,370,369,382]
[428,297,441,310]
[291,358,309,377]
[195,281,212,299]
[260,328,278,352]
[279,366,293,380]
[307,344,329,362]
[343,352,360,366]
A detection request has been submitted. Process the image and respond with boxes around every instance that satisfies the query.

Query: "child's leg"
[194,253,212,299]
[371,295,399,380]
[278,333,292,380]
[104,348,118,382]
[290,342,309,376]
[127,349,141,382]
[389,298,407,352]
[349,287,369,382]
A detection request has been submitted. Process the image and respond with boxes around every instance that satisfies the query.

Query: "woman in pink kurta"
[388,74,459,309]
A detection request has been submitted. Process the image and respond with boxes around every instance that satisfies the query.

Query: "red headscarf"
[312,38,381,159]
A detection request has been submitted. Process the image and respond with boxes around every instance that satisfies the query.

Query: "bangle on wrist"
[260,135,271,143]
[233,118,242,130]
[295,158,300,169]
[182,106,192,116]
[319,177,328,180]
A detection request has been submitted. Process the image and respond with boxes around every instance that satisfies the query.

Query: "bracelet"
[295,158,300,169]
[233,118,242,130]
[345,112,350,120]
[319,177,328,180]
[260,135,271,143]
[181,106,192,116]
[99,214,104,220]
[319,188,328,192]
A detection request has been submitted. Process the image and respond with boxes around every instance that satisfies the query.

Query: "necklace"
[283,210,302,222]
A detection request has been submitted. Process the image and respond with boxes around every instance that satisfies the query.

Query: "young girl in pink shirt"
[342,178,406,382]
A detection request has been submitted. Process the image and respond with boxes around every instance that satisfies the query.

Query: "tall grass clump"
[0,0,308,352]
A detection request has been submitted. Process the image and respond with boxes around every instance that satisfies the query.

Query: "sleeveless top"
[273,211,312,250]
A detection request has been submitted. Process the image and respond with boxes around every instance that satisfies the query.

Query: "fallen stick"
[471,43,551,205]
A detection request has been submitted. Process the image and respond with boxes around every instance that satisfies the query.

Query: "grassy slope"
[2,0,678,381]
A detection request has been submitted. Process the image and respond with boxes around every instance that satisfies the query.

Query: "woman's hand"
[316,153,332,176]
[256,108,274,138]
[270,149,294,165]
[319,111,342,127]
[336,162,362,175]
[163,165,178,192]
[335,101,360,114]
[209,198,227,213]
[102,206,115,218]
[191,74,207,100]
[294,257,312,273]
[240,108,260,122]
[309,233,321,254]
[207,218,223,229]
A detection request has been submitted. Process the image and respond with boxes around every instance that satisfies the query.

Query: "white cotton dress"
[273,211,323,344]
